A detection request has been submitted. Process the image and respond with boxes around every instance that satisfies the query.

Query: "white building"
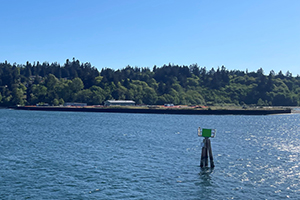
[104,100,135,106]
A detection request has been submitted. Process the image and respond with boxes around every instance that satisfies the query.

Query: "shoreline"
[10,106,292,115]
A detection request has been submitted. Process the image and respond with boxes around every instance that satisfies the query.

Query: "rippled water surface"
[1,109,300,199]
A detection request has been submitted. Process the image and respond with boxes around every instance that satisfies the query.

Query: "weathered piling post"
[202,138,210,168]
[207,138,214,168]
[198,127,215,168]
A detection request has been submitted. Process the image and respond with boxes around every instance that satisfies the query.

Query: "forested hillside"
[0,58,299,107]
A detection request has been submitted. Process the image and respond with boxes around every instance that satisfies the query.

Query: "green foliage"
[31,84,47,104]
[142,87,158,105]
[1,59,300,107]
[257,98,266,106]
[52,98,60,106]
[70,77,84,93]
[45,74,59,90]
[75,89,93,104]
[90,86,106,105]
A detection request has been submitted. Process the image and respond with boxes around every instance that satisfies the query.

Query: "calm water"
[1,109,300,199]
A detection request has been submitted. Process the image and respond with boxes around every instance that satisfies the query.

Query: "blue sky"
[1,0,299,75]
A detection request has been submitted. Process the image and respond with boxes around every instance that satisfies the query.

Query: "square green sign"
[202,129,212,137]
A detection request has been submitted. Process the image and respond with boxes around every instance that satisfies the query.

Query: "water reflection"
[197,167,214,187]
[193,168,215,199]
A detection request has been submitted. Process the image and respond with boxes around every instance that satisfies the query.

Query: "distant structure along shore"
[104,100,135,107]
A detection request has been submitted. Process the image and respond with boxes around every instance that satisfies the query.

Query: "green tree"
[52,98,59,106]
[142,87,158,105]
[257,98,265,106]
[70,77,84,93]
[95,76,103,86]
[75,89,92,104]
[168,89,180,105]
[45,74,59,90]
[3,95,13,106]
[11,87,25,105]
[90,86,106,104]
[156,95,166,105]
[125,89,135,100]
[59,98,65,105]
[31,84,47,104]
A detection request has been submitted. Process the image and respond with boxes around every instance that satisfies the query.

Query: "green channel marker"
[202,129,212,138]
[198,127,216,138]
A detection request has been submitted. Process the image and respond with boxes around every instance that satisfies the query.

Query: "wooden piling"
[207,138,214,168]
[200,138,214,168]
[200,138,208,168]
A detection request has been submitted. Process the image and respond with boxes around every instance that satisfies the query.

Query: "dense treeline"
[1,58,299,107]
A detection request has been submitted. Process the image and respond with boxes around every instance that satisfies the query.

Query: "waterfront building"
[104,100,135,106]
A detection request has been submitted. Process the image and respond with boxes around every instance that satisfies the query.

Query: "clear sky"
[1,0,299,75]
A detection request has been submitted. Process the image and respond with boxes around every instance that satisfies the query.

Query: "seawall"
[11,106,292,115]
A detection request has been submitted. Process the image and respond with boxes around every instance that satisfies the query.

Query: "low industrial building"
[104,100,135,106]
